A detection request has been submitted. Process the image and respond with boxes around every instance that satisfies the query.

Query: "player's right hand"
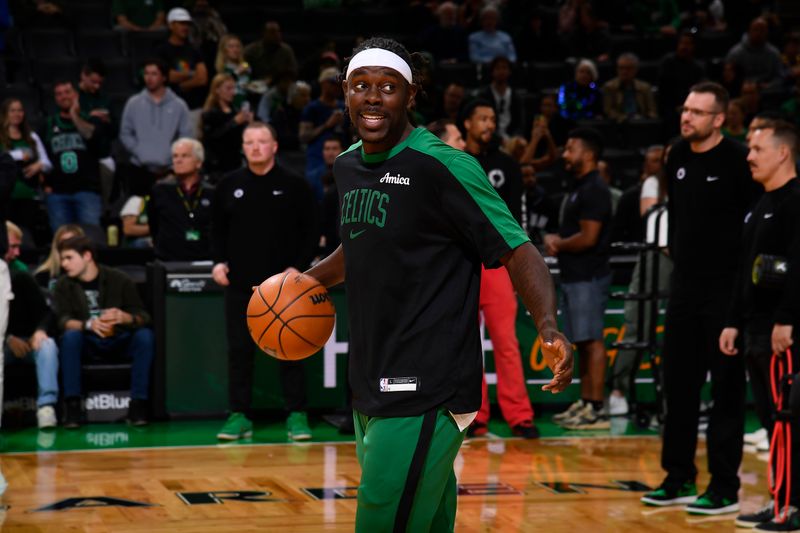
[719,327,739,356]
[212,263,230,286]
[541,331,573,393]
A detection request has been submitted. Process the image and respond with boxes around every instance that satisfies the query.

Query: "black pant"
[224,287,307,413]
[744,326,800,506]
[661,281,745,499]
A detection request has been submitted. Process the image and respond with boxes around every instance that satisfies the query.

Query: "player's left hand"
[540,330,573,393]
[772,324,794,354]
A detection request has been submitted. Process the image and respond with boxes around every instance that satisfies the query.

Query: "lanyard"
[176,184,202,219]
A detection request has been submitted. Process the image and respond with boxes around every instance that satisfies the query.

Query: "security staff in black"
[721,123,800,531]
[306,37,573,533]
[148,139,214,261]
[211,122,318,442]
[641,82,759,514]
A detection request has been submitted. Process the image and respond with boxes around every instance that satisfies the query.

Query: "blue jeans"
[45,191,102,232]
[559,274,612,343]
[60,328,154,400]
[4,337,59,407]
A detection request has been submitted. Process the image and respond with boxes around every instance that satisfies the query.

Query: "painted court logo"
[379,172,411,185]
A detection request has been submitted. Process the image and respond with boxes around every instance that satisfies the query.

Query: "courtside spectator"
[726,17,784,88]
[148,138,214,261]
[520,162,559,245]
[201,73,252,175]
[112,0,165,32]
[55,236,154,428]
[34,224,84,291]
[118,193,151,249]
[436,82,466,122]
[602,53,658,122]
[244,21,298,84]
[42,80,109,232]
[119,59,192,195]
[270,81,311,152]
[468,4,516,64]
[420,1,468,63]
[215,35,251,108]
[558,59,603,120]
[477,56,523,138]
[0,98,51,238]
[299,67,346,202]
[3,221,59,429]
[157,8,209,111]
[77,60,111,125]
[658,31,706,135]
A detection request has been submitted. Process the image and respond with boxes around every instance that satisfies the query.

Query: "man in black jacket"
[54,236,153,428]
[212,121,317,441]
[720,122,800,531]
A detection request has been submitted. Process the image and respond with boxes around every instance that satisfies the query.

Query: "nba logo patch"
[379,377,418,392]
[379,378,388,392]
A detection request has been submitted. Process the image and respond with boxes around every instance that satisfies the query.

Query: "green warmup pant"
[354,408,466,533]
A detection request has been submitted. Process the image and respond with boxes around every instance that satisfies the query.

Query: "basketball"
[246,272,336,361]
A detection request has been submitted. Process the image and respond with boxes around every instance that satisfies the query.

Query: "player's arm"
[501,242,573,393]
[305,244,345,288]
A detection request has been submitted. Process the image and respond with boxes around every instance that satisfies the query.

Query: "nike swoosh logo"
[349,229,366,239]
[272,190,284,196]
[764,213,773,219]
[706,176,719,182]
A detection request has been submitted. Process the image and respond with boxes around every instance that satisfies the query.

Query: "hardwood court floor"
[0,431,774,532]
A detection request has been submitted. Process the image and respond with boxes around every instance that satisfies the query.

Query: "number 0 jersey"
[334,127,529,417]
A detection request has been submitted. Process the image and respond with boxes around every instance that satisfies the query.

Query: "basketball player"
[720,122,800,531]
[211,122,318,442]
[641,82,758,514]
[306,37,573,532]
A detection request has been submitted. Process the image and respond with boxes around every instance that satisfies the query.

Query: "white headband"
[345,48,413,84]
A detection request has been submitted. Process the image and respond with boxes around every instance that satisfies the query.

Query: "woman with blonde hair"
[34,224,85,291]
[201,73,253,175]
[215,34,251,108]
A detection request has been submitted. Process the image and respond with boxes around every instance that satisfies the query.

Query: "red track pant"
[476,266,534,427]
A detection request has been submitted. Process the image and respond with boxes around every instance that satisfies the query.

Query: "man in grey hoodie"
[119,58,192,195]
[725,17,784,88]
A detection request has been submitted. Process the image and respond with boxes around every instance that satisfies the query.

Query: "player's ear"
[406,82,418,111]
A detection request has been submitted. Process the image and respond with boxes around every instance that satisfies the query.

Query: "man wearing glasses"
[641,82,760,515]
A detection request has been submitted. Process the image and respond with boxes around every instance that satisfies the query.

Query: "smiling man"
[305,37,573,532]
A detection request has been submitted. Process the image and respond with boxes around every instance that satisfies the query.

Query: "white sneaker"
[608,393,629,416]
[37,405,57,429]
[745,428,768,446]
[553,400,584,423]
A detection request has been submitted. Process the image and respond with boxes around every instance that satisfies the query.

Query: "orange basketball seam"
[255,272,295,346]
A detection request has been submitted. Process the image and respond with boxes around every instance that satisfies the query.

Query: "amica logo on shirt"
[379,172,411,185]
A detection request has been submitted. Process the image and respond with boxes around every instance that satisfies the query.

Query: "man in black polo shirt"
[544,127,612,431]
[720,122,800,530]
[148,138,213,261]
[641,81,757,515]
[212,122,317,442]
[462,98,537,438]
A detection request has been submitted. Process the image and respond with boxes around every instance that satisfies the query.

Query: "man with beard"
[306,37,572,531]
[641,82,758,515]
[462,98,538,438]
[544,127,612,430]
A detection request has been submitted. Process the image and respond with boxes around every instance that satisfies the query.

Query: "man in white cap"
[306,37,573,532]
[156,7,208,112]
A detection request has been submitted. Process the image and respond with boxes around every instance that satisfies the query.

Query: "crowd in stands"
[0,0,798,429]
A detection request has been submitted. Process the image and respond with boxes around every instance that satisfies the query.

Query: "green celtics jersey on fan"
[333,127,529,418]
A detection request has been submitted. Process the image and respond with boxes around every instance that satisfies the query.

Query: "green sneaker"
[685,491,740,515]
[216,412,253,440]
[640,481,698,506]
[287,411,312,441]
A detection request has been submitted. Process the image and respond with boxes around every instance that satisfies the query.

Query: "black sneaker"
[755,507,800,531]
[512,421,540,439]
[737,503,780,528]
[128,399,149,426]
[685,490,739,515]
[640,481,697,506]
[63,397,82,429]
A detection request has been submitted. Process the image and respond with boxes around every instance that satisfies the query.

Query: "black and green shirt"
[334,127,529,418]
[43,113,109,194]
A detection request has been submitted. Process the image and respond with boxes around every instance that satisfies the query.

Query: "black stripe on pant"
[224,287,307,413]
[661,282,745,499]
[393,408,438,533]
